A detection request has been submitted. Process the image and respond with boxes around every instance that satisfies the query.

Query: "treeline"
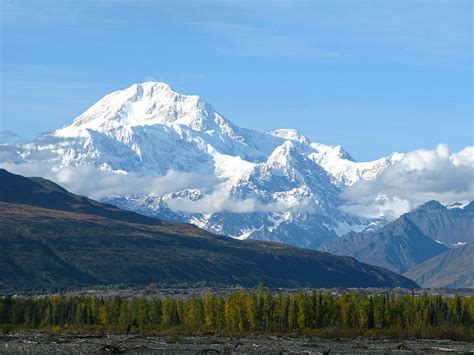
[1,286,473,340]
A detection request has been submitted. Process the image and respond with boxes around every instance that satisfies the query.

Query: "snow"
[1,81,404,247]
[234,227,263,240]
[212,151,255,182]
[334,221,367,236]
[268,129,310,144]
[451,242,467,247]
[447,202,470,210]
[308,146,404,186]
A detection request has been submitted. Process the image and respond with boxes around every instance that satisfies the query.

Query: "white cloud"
[0,161,291,215]
[341,144,474,218]
[166,186,291,214]
[3,143,472,219]
[0,161,218,200]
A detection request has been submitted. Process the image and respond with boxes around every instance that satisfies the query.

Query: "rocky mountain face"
[403,201,474,246]
[404,244,474,289]
[0,82,403,248]
[0,169,418,290]
[320,216,449,274]
[321,200,474,287]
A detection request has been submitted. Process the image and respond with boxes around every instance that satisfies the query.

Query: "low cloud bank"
[341,144,474,218]
[0,161,217,200]
[0,161,291,214]
[166,188,291,214]
[2,143,473,219]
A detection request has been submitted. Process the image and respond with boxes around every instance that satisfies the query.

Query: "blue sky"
[0,0,472,161]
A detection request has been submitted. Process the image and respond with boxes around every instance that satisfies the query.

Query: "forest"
[1,286,473,341]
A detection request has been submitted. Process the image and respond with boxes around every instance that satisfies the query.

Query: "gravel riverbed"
[0,333,473,354]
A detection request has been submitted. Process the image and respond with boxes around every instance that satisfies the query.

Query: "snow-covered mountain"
[0,82,403,248]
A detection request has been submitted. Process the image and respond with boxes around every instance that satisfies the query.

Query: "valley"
[1,2,472,352]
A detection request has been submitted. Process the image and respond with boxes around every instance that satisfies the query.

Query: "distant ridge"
[404,200,474,245]
[405,244,474,288]
[320,199,474,288]
[320,216,448,274]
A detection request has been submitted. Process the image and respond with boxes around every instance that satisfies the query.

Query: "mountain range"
[0,82,472,289]
[0,169,417,290]
[402,201,474,246]
[0,81,406,248]
[321,201,473,287]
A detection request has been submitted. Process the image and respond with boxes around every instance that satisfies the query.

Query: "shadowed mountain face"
[0,169,418,291]
[404,244,474,289]
[403,200,474,246]
[320,217,448,274]
[320,200,474,287]
[0,168,162,226]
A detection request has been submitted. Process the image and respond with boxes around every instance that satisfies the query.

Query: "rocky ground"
[6,286,474,300]
[0,333,473,354]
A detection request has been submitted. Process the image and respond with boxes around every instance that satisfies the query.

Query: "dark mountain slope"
[320,217,448,274]
[0,168,418,290]
[0,202,418,290]
[404,200,474,245]
[404,244,474,289]
[0,168,162,225]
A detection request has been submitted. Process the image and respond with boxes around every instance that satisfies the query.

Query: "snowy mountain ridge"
[1,82,405,247]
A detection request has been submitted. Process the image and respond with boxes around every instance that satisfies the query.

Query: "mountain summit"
[1,82,406,247]
[56,82,239,138]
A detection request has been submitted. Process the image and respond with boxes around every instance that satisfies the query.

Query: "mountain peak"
[269,140,296,156]
[269,129,310,144]
[267,140,303,168]
[54,82,229,137]
[416,200,445,211]
[137,81,172,89]
[2,83,412,250]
